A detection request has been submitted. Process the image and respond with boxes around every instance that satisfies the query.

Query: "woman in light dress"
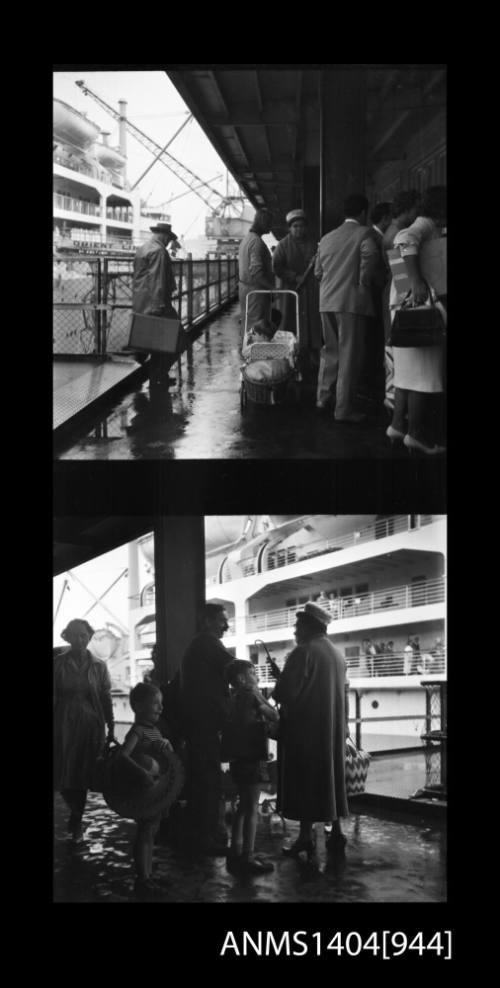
[387,186,447,455]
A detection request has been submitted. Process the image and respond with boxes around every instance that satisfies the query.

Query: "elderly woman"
[272,209,322,382]
[238,208,274,344]
[54,619,115,840]
[272,602,349,859]
[388,186,447,455]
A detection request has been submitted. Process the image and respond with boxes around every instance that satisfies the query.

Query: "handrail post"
[206,256,210,315]
[187,253,193,328]
[177,259,183,323]
[355,691,362,750]
[218,256,222,307]
[101,257,108,356]
[227,257,231,301]
[95,257,102,356]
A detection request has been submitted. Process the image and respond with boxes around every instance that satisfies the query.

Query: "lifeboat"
[94,143,127,172]
[53,98,100,152]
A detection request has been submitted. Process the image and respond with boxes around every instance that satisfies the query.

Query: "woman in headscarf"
[272,209,322,382]
[54,619,116,840]
[238,208,274,344]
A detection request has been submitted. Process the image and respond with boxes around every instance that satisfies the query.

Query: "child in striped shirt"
[119,682,173,896]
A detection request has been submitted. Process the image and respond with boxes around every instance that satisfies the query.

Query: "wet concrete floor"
[54,792,446,903]
[57,305,410,461]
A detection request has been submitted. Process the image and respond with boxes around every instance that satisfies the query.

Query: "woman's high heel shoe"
[282,838,315,861]
[404,434,446,456]
[386,425,405,444]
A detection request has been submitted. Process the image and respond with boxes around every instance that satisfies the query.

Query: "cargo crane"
[75,79,251,254]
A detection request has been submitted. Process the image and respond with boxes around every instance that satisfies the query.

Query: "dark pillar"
[153,516,206,683]
[321,68,367,232]
[302,165,321,243]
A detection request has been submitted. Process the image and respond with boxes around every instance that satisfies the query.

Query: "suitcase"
[128,312,184,354]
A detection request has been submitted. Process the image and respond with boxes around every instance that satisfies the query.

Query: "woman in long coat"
[272,210,322,382]
[238,208,274,344]
[273,602,349,858]
[54,619,115,840]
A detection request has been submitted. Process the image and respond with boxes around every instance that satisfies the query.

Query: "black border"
[47,61,458,967]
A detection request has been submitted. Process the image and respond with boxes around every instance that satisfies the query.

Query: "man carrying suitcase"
[132,222,180,387]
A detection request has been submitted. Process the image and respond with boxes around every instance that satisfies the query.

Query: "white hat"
[296,601,331,627]
[286,209,306,224]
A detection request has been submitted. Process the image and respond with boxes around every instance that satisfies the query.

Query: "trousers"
[317,311,366,418]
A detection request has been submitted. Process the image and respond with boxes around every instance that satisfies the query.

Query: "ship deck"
[55,303,412,461]
[53,789,446,903]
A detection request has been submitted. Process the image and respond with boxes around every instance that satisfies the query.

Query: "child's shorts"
[230,759,270,787]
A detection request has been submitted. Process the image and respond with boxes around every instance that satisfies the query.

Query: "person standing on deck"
[272,209,322,385]
[132,222,180,387]
[238,209,274,346]
[315,194,378,421]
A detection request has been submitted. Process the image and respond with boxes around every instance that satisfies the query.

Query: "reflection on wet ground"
[58,305,410,460]
[54,793,446,903]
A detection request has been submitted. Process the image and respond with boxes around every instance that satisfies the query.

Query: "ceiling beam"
[370,70,445,157]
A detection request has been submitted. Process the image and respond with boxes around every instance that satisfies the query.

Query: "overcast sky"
[53,70,248,240]
[53,542,148,645]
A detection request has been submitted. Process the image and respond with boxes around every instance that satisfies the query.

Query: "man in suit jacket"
[315,194,378,422]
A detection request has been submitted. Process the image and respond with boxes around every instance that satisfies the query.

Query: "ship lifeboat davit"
[53,98,101,152]
[94,143,127,172]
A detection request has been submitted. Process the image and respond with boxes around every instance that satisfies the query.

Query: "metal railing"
[245,576,445,633]
[263,515,436,573]
[254,645,446,687]
[54,153,125,188]
[53,254,239,357]
[54,194,102,217]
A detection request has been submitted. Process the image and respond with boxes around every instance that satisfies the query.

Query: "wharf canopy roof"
[167,66,446,232]
[167,67,311,232]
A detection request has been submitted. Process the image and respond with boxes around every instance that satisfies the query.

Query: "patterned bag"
[345,736,371,796]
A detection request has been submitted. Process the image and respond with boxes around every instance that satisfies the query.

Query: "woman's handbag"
[345,736,371,796]
[220,719,269,762]
[389,285,446,348]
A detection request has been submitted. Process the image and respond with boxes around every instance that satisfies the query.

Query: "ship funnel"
[118,100,128,180]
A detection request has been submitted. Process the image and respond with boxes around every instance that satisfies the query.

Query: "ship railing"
[255,649,446,687]
[53,254,239,358]
[245,577,445,634]
[54,193,102,217]
[262,515,436,573]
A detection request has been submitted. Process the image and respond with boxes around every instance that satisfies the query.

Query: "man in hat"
[273,601,350,856]
[132,222,180,386]
[178,603,234,855]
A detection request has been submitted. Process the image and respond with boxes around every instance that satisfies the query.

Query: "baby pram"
[240,290,300,410]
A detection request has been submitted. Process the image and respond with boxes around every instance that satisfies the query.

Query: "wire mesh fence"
[53,254,239,357]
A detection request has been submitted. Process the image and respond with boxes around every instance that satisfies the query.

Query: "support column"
[233,595,249,659]
[128,541,141,686]
[153,516,206,683]
[320,68,367,232]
